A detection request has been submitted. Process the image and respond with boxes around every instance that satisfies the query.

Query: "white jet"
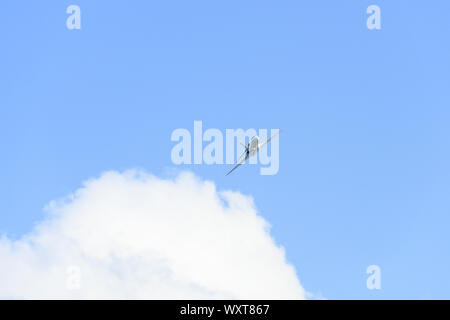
[226,130,282,176]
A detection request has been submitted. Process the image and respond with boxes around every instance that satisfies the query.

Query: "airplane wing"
[259,130,282,149]
[225,156,248,176]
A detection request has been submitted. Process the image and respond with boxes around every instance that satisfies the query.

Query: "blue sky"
[1,0,449,299]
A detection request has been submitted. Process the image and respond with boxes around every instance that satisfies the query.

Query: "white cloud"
[0,170,306,299]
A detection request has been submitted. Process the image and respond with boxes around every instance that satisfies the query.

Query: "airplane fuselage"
[248,136,259,158]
